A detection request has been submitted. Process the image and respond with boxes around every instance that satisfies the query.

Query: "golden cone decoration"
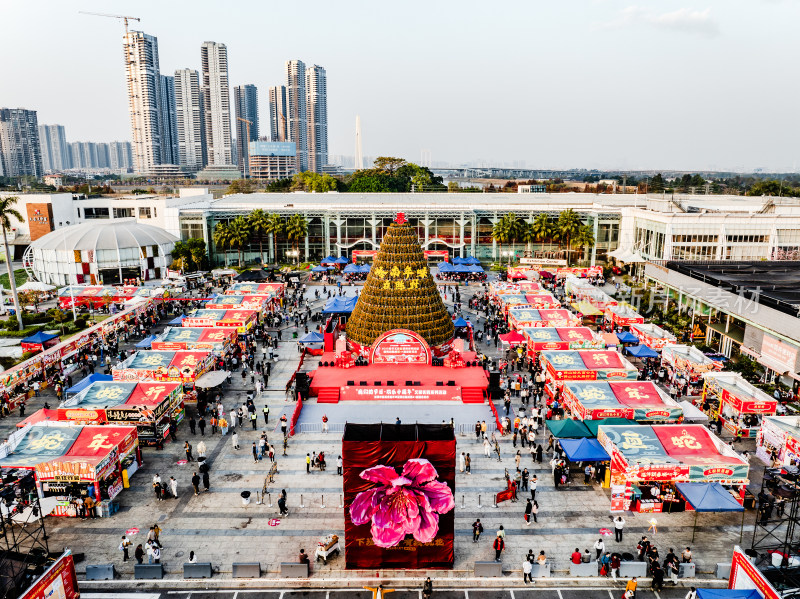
[346,214,454,348]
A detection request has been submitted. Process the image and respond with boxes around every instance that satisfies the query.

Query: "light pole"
[287,249,299,265]
[59,222,77,320]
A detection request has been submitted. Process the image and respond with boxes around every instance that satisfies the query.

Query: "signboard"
[369,329,432,365]
[19,553,79,599]
[730,547,781,599]
[760,335,798,374]
[520,258,567,266]
[340,386,461,402]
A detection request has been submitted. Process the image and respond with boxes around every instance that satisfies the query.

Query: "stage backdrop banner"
[342,423,455,569]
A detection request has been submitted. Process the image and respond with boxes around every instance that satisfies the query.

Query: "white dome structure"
[25,219,179,286]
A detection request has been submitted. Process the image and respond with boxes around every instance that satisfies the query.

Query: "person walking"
[524,499,533,525]
[278,489,288,516]
[169,476,178,498]
[337,455,343,475]
[191,472,200,495]
[322,414,328,433]
[614,516,625,542]
[531,500,538,523]
[251,411,257,430]
[263,404,270,425]
[472,519,483,542]
[625,577,637,599]
[306,453,311,473]
[152,545,161,564]
[120,535,132,561]
[459,452,466,473]
[483,437,491,457]
[493,533,505,562]
[523,558,533,584]
[232,431,239,450]
[198,417,206,436]
[184,441,193,461]
[134,544,144,564]
[594,538,605,560]
[422,577,433,599]
[202,470,210,492]
[530,475,538,500]
[465,453,471,474]
[252,442,259,463]
[189,414,196,434]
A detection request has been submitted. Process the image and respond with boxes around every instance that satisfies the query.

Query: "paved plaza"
[1,281,752,589]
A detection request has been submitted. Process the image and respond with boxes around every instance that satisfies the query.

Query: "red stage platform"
[309,352,488,404]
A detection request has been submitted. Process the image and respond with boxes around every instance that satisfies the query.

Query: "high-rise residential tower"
[109,141,133,171]
[269,85,288,142]
[38,124,70,172]
[159,75,179,165]
[234,84,259,176]
[0,108,43,178]
[285,60,307,172]
[305,65,328,173]
[200,41,233,166]
[174,69,206,171]
[124,30,163,174]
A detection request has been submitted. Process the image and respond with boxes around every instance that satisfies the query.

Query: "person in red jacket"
[571,548,582,564]
[493,533,505,562]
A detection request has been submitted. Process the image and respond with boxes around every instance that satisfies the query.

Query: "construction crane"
[79,11,141,36]
[237,117,253,178]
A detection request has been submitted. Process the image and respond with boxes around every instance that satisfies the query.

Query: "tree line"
[491,210,595,266]
[212,210,308,267]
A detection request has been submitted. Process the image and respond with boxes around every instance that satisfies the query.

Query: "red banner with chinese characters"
[652,425,722,458]
[579,350,625,370]
[340,386,462,402]
[20,553,79,599]
[609,382,662,407]
[343,424,455,569]
[369,330,432,365]
[632,464,690,482]
[730,548,781,598]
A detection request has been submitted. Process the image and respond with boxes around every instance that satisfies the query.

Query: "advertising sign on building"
[760,335,798,374]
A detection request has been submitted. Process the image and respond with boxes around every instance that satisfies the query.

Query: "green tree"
[492,213,524,263]
[225,179,257,194]
[285,214,309,262]
[172,240,191,271]
[372,157,407,174]
[186,238,207,270]
[228,216,252,267]
[0,197,24,330]
[292,171,340,192]
[265,213,285,263]
[47,307,68,335]
[212,222,233,266]
[556,209,582,266]
[266,178,293,192]
[650,173,664,193]
[530,213,553,245]
[574,224,595,264]
[247,209,271,264]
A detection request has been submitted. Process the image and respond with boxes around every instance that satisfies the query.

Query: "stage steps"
[461,388,485,404]
[316,388,340,403]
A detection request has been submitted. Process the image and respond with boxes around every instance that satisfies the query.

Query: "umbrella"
[599,528,612,536]
[539,270,555,279]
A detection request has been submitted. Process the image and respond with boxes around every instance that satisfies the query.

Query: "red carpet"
[309,353,488,404]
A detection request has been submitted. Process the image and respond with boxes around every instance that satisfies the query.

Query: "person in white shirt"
[614,516,625,542]
[169,476,178,498]
[522,559,533,583]
[594,538,605,560]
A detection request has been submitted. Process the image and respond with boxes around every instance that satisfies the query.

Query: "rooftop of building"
[663,260,800,318]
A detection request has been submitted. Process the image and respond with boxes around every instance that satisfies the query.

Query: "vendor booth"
[20,331,60,353]
[556,266,603,279]
[597,423,749,512]
[507,308,581,330]
[561,380,683,422]
[204,294,275,313]
[58,285,152,310]
[36,425,138,516]
[662,344,721,385]
[490,281,543,295]
[541,350,639,403]
[183,309,258,334]
[497,293,560,314]
[757,416,800,466]
[522,326,604,356]
[702,372,778,439]
[58,381,184,444]
[630,322,677,350]
[225,282,285,297]
[575,287,618,312]
[506,266,540,281]
[151,326,237,354]
[606,304,645,328]
[113,350,213,385]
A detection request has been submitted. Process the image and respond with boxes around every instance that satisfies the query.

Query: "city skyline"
[3,1,800,171]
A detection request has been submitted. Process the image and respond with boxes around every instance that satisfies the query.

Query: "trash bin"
[241,491,251,506]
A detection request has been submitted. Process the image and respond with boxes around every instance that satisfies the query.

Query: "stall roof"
[546,419,592,438]
[583,418,638,436]
[571,301,602,316]
[298,331,324,343]
[0,426,82,468]
[616,331,639,344]
[679,400,710,423]
[453,317,469,327]
[20,331,59,345]
[626,344,659,359]
[65,374,113,395]
[195,370,229,389]
[695,590,760,599]
[559,438,610,461]
[601,332,619,346]
[168,315,186,325]
[135,334,158,348]
[322,296,358,314]
[499,331,526,345]
[16,409,58,428]
[675,482,744,512]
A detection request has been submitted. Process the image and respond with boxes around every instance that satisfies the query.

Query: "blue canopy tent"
[359,264,371,273]
[298,331,325,344]
[65,373,113,395]
[467,264,484,273]
[626,344,660,359]
[20,331,59,346]
[616,331,639,344]
[453,317,469,327]
[312,265,329,272]
[464,256,480,265]
[452,256,465,264]
[168,315,185,325]
[696,591,761,599]
[135,334,157,349]
[335,257,349,264]
[342,264,359,273]
[453,265,471,273]
[437,262,454,272]
[675,482,745,541]
[546,419,592,438]
[559,438,610,462]
[321,255,338,264]
[322,296,358,314]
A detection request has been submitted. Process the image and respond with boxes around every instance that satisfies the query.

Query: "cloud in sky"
[598,5,720,37]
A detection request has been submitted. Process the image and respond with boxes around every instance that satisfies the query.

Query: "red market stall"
[556,266,603,279]
[35,425,139,516]
[662,344,721,385]
[497,293,560,314]
[205,294,275,313]
[507,308,581,330]
[113,350,213,385]
[630,322,677,350]
[574,287,618,312]
[522,326,604,357]
[756,416,800,466]
[606,304,645,328]
[490,281,543,295]
[506,267,540,281]
[702,372,778,439]
[352,250,379,262]
[540,349,639,401]
[226,282,285,297]
[152,326,237,353]
[561,380,683,422]
[20,331,60,353]
[58,381,184,444]
[597,423,749,512]
[498,331,526,346]
[58,285,152,310]
[183,309,258,334]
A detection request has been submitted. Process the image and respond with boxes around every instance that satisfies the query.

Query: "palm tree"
[228,216,252,267]
[530,213,553,246]
[264,213,285,264]
[492,217,510,262]
[574,225,595,265]
[521,222,536,255]
[493,213,524,263]
[247,209,270,265]
[556,209,582,265]
[212,222,233,267]
[0,197,25,330]
[285,214,309,262]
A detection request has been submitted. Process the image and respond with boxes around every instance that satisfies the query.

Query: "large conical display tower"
[346,214,455,349]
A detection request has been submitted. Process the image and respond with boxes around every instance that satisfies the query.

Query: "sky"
[2,0,799,172]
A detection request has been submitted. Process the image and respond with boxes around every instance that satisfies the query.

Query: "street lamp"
[502,250,514,265]
[287,249,299,265]
[59,222,77,320]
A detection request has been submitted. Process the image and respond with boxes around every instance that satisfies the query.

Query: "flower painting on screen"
[349,458,455,548]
